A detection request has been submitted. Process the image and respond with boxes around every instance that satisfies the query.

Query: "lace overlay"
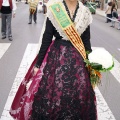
[31,40,97,120]
[46,0,92,39]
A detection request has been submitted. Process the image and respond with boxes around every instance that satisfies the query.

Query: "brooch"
[56,7,60,12]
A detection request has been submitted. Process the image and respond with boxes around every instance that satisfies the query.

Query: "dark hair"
[111,2,117,12]
[108,2,112,6]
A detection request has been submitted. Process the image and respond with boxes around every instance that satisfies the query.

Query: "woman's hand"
[33,66,39,76]
[26,66,39,91]
[26,80,32,90]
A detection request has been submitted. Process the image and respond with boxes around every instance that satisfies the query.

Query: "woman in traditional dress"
[10,0,97,119]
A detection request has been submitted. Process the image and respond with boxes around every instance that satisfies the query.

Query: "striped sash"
[49,2,86,60]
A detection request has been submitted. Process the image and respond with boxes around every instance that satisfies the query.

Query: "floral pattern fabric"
[30,40,97,120]
[9,42,54,120]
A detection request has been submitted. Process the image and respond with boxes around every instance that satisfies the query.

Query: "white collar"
[47,0,92,39]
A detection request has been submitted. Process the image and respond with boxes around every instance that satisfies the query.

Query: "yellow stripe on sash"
[64,25,86,59]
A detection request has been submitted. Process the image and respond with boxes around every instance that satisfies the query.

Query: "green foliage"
[84,58,114,87]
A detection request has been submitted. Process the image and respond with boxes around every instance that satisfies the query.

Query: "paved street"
[0,2,120,120]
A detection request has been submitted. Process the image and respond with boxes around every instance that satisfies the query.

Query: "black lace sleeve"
[81,25,92,53]
[35,18,54,68]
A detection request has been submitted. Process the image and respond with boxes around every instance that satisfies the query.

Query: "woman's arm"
[81,25,92,53]
[35,18,54,68]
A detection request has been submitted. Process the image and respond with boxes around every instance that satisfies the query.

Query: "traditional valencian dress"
[10,0,97,120]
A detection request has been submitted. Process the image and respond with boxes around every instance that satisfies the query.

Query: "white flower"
[88,48,113,69]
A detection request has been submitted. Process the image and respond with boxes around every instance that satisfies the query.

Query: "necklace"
[70,10,74,18]
[63,0,79,22]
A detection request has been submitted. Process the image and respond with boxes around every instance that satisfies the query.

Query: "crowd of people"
[105,1,120,30]
[0,0,41,41]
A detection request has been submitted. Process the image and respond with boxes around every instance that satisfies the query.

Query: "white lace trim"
[75,2,93,35]
[47,0,93,40]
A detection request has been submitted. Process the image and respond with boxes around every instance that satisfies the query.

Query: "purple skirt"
[30,40,97,120]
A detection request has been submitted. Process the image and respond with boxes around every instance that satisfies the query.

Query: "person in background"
[25,0,28,4]
[43,3,47,14]
[110,4,118,27]
[105,2,112,23]
[43,0,49,14]
[28,0,39,24]
[0,0,17,41]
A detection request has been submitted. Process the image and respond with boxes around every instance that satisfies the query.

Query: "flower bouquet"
[84,48,114,88]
